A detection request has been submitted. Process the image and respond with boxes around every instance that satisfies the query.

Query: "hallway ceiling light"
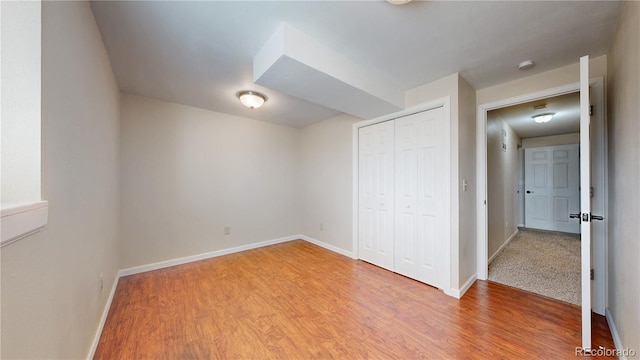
[386,0,412,4]
[237,90,267,109]
[532,113,555,123]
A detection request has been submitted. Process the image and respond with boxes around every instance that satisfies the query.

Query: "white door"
[358,121,395,271]
[579,55,592,351]
[524,144,580,233]
[394,107,447,288]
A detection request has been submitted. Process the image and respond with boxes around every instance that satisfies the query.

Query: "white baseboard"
[447,273,477,299]
[488,228,519,264]
[119,235,299,277]
[298,234,353,258]
[605,308,629,360]
[87,275,120,359]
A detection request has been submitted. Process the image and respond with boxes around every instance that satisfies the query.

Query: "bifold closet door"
[394,107,447,287]
[358,121,395,271]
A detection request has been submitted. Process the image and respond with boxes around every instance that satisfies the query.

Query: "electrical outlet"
[224,226,231,235]
[320,223,324,231]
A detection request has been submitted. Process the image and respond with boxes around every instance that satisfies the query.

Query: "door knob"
[569,213,604,223]
[569,213,581,223]
[526,190,533,194]
[591,214,604,221]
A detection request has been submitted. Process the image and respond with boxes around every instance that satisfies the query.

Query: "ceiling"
[489,92,580,139]
[90,1,622,128]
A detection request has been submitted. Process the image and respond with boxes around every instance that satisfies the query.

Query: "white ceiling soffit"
[254,23,404,119]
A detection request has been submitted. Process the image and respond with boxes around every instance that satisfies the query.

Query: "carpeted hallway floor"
[488,228,581,305]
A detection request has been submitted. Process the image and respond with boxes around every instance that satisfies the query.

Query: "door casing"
[476,77,607,315]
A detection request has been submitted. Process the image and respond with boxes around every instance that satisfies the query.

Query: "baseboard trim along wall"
[605,308,629,360]
[86,234,354,359]
[448,274,477,299]
[118,235,300,277]
[299,235,354,258]
[87,275,120,360]
[488,228,520,264]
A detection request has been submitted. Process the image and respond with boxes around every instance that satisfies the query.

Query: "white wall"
[477,55,607,105]
[299,114,359,253]
[486,113,520,260]
[0,2,121,358]
[457,76,477,286]
[521,133,579,148]
[119,94,301,268]
[0,1,41,204]
[606,0,640,353]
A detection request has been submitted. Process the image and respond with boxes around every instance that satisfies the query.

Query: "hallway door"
[524,144,580,234]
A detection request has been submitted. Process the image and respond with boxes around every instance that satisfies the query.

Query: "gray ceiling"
[90,1,622,128]
[490,92,580,139]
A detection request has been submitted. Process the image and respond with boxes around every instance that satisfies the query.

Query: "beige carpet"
[488,228,581,306]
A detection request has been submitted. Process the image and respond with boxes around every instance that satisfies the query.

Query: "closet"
[358,106,449,289]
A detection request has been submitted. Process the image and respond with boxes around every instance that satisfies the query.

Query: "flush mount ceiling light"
[532,112,555,123]
[518,60,535,71]
[387,0,412,4]
[236,90,267,109]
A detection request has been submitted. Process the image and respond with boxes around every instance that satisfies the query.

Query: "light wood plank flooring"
[95,240,614,359]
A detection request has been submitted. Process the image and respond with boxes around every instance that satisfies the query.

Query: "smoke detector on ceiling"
[518,60,535,71]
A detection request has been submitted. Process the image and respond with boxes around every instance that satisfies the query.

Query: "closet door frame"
[352,97,452,296]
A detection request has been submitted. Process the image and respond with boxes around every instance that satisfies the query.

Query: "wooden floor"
[95,240,615,359]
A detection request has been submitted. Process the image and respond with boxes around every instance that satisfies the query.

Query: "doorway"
[484,92,582,305]
[476,78,606,315]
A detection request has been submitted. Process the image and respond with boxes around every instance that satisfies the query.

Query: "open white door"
[579,55,592,351]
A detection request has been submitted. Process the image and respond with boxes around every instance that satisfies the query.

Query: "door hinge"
[590,269,594,280]
[589,105,594,116]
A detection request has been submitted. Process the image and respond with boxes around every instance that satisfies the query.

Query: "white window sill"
[1,201,48,247]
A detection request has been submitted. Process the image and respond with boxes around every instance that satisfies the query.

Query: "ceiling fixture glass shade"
[387,0,412,4]
[518,60,535,71]
[532,113,555,123]
[237,90,267,109]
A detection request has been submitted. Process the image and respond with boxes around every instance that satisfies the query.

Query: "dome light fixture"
[236,90,267,109]
[532,113,555,123]
[387,0,412,4]
[518,60,535,71]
